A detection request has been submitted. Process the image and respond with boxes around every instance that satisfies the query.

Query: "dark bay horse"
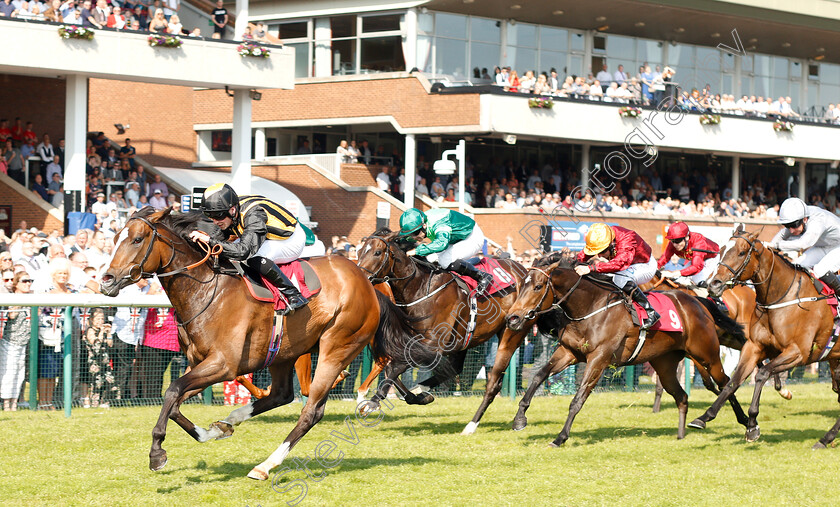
[100,208,433,479]
[504,253,748,446]
[689,229,840,447]
[642,275,792,411]
[356,230,533,435]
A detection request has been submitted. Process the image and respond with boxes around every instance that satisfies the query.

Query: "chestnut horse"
[356,230,533,435]
[689,229,840,447]
[504,253,748,446]
[642,275,791,411]
[100,208,434,478]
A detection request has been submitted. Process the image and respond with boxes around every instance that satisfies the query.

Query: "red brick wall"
[0,177,63,234]
[87,79,196,169]
[339,163,376,187]
[0,74,66,142]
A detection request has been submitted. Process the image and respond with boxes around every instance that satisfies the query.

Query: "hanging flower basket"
[774,120,794,132]
[148,34,182,48]
[528,97,554,109]
[699,114,721,125]
[58,26,95,40]
[237,42,270,59]
[618,106,642,118]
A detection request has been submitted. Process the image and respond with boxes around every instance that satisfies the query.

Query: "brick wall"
[0,74,66,142]
[339,163,376,187]
[0,175,63,234]
[87,79,196,169]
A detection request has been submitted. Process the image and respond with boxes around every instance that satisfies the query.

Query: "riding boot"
[448,259,494,293]
[820,272,840,295]
[247,257,308,313]
[625,282,660,330]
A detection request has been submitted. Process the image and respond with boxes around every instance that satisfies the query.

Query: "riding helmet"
[583,223,615,256]
[399,208,427,236]
[202,183,239,215]
[666,221,689,240]
[778,197,808,224]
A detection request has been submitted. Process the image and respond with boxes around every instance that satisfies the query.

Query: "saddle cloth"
[632,291,683,332]
[454,257,516,295]
[813,278,839,319]
[240,260,321,311]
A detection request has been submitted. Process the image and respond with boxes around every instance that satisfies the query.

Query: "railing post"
[203,386,212,405]
[361,346,372,383]
[29,307,39,410]
[624,365,635,392]
[684,357,691,397]
[507,348,520,400]
[63,307,73,417]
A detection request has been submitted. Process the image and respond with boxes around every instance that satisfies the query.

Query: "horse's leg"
[511,345,577,432]
[814,358,840,449]
[745,350,802,442]
[357,362,383,403]
[831,357,840,400]
[416,349,467,390]
[648,353,688,439]
[295,354,312,397]
[689,341,763,429]
[550,351,611,447]
[693,355,749,428]
[652,375,664,413]
[248,340,366,481]
[461,328,529,435]
[773,372,792,400]
[363,362,410,413]
[148,355,232,471]
[236,375,270,399]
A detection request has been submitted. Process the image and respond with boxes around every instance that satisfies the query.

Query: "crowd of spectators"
[0,219,186,410]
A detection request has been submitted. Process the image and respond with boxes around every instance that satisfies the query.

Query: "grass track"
[2,383,839,506]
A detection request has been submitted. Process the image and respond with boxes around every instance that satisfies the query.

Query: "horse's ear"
[733,223,745,235]
[149,207,173,223]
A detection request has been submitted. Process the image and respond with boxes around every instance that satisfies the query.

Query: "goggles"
[783,219,804,229]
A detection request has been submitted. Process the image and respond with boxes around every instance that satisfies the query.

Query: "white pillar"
[234,0,248,41]
[314,18,332,77]
[231,89,252,195]
[404,8,417,71]
[64,74,87,211]
[404,133,416,208]
[731,155,740,198]
[253,128,266,161]
[581,143,590,192]
[799,160,807,199]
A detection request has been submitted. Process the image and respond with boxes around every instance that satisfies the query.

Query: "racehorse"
[504,252,749,446]
[688,228,840,447]
[100,207,434,478]
[642,275,791,412]
[356,229,534,435]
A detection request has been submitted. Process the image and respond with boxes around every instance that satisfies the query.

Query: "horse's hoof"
[745,426,761,442]
[247,467,269,481]
[149,452,168,472]
[687,419,706,430]
[461,421,478,436]
[512,417,528,431]
[779,388,793,400]
[358,400,379,416]
[412,392,435,405]
[547,441,562,448]
[813,441,828,450]
[210,421,234,440]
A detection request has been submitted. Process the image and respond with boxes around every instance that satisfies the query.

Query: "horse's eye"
[534,284,543,291]
[374,250,382,256]
[738,251,746,257]
[132,237,143,244]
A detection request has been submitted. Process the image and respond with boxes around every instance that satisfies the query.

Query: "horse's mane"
[131,208,226,252]
[766,245,812,275]
[532,251,576,269]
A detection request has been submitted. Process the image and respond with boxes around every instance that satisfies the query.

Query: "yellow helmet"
[583,223,614,256]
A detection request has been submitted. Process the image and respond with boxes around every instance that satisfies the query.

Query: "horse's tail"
[372,291,455,378]
[695,296,746,349]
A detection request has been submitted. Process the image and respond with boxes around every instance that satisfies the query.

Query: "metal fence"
[0,293,831,416]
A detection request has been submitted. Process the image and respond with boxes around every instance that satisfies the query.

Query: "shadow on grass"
[522,425,682,444]
[254,411,417,426]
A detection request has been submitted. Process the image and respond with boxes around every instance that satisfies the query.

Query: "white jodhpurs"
[796,244,840,278]
[610,256,657,289]
[436,225,487,267]
[255,223,306,264]
[689,255,720,285]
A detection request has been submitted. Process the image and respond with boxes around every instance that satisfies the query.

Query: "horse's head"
[506,257,566,331]
[100,207,174,296]
[357,228,412,283]
[708,226,762,297]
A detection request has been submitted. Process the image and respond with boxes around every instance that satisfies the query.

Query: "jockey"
[398,207,494,293]
[189,183,308,312]
[767,197,840,294]
[574,223,660,329]
[658,221,720,285]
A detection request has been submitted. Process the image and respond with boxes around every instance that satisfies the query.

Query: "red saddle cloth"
[242,260,319,311]
[633,291,683,332]
[814,279,839,318]
[454,257,516,295]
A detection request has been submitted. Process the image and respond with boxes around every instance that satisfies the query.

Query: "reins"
[524,265,627,323]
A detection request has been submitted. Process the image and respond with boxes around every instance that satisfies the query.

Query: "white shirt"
[375,172,390,192]
[113,283,148,345]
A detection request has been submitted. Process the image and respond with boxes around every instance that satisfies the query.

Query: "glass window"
[540,50,565,74]
[607,35,635,61]
[754,55,771,76]
[740,76,752,97]
[330,15,356,39]
[509,47,536,73]
[773,57,789,79]
[570,55,583,76]
[819,84,840,107]
[754,76,770,97]
[436,12,467,39]
[722,52,735,71]
[509,23,537,47]
[276,21,307,40]
[288,42,310,78]
[332,38,356,74]
[697,68,721,91]
[418,12,433,34]
[540,27,567,53]
[637,41,661,68]
[571,32,584,52]
[417,35,433,72]
[695,46,720,69]
[789,81,799,103]
[362,14,400,33]
[470,17,500,43]
[741,55,753,73]
[672,44,695,69]
[436,37,468,77]
[821,63,840,84]
[361,36,404,72]
[722,74,733,93]
[771,78,788,98]
[470,42,500,75]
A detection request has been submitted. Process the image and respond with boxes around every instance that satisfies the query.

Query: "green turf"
[2,382,839,506]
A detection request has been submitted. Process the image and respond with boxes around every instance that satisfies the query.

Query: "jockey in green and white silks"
[398,208,494,292]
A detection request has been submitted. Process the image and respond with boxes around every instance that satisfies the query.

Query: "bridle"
[716,232,774,289]
[357,236,416,284]
[522,266,581,321]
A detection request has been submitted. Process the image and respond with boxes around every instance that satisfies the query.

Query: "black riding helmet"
[201,183,239,219]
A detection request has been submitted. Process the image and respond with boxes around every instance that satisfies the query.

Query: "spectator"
[212,0,227,38]
[519,70,535,94]
[45,154,62,182]
[162,0,176,21]
[147,173,168,197]
[106,4,125,28]
[124,180,140,207]
[0,272,32,411]
[533,73,550,95]
[430,176,445,199]
[0,0,14,17]
[595,63,612,87]
[149,188,167,209]
[167,12,182,33]
[31,174,49,202]
[37,258,74,410]
[91,192,109,222]
[80,308,116,408]
[111,279,148,402]
[148,8,167,32]
[375,166,390,192]
[347,140,361,163]
[415,177,429,198]
[336,140,352,163]
[613,64,628,85]
[131,5,147,29]
[85,231,107,271]
[138,299,180,400]
[46,172,62,202]
[296,140,312,154]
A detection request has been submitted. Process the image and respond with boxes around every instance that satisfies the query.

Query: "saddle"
[232,259,321,309]
[451,257,516,298]
[629,292,683,332]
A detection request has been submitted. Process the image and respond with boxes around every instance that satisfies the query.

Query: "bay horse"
[504,252,749,446]
[100,208,434,479]
[642,275,791,412]
[356,229,534,435]
[689,228,840,447]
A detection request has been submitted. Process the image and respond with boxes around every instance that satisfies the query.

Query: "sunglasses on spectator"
[20,279,33,283]
[784,219,803,229]
[3,277,13,282]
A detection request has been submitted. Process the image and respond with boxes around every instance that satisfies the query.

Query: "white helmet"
[778,197,808,224]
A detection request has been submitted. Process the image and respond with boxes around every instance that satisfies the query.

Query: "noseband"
[358,236,417,284]
[716,233,773,288]
[522,266,580,321]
